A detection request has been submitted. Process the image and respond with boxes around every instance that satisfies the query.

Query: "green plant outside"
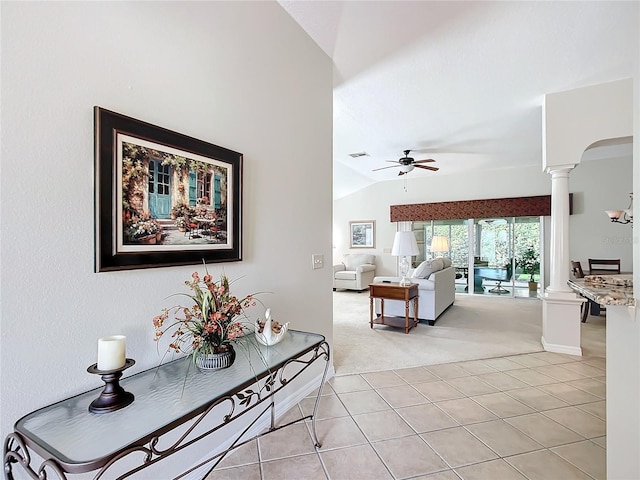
[517,246,540,282]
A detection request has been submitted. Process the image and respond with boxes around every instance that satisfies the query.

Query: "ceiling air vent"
[348,152,369,158]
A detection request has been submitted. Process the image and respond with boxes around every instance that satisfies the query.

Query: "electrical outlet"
[383,248,391,254]
[312,254,324,269]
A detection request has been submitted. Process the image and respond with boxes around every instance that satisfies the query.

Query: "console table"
[3,330,330,480]
[369,282,419,334]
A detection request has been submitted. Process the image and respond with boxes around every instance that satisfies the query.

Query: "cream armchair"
[333,254,376,291]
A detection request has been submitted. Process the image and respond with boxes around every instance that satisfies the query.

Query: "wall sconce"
[605,193,633,225]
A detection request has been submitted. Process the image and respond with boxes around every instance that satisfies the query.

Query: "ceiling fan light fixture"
[371,149,438,176]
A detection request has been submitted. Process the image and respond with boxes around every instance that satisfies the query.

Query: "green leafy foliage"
[517,246,540,281]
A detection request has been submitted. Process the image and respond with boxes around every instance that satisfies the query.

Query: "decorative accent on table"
[391,231,420,286]
[194,346,236,370]
[152,265,258,371]
[255,308,289,346]
[94,107,243,272]
[87,359,135,414]
[97,335,127,371]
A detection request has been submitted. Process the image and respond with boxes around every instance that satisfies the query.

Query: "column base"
[541,336,582,356]
[541,290,584,356]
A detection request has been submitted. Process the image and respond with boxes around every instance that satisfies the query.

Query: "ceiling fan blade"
[414,165,439,172]
[372,164,401,172]
[413,159,436,164]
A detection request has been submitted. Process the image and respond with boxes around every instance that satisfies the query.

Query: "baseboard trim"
[541,336,583,356]
[181,364,335,480]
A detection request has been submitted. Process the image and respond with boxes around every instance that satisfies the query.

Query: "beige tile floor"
[207,351,606,480]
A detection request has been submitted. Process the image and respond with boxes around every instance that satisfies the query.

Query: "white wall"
[0,0,333,472]
[544,79,633,169]
[569,156,633,272]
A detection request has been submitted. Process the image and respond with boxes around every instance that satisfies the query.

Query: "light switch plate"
[312,254,324,269]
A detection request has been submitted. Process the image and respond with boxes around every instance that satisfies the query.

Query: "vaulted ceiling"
[278,1,638,199]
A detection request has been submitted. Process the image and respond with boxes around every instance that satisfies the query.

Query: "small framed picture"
[349,220,375,248]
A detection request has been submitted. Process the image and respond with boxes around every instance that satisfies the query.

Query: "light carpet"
[333,291,606,375]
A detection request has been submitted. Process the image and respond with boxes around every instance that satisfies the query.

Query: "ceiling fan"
[372,150,439,176]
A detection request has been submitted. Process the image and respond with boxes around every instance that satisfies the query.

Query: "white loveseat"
[333,253,376,291]
[373,257,455,325]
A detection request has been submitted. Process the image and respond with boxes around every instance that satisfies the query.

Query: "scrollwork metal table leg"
[4,433,67,480]
[309,342,331,448]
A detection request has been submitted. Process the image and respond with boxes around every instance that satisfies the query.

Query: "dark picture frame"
[349,220,375,248]
[94,107,242,272]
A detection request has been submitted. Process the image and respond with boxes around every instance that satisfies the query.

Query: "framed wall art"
[349,220,375,248]
[94,107,242,272]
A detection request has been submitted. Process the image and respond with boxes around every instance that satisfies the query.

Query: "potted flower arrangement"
[517,246,540,291]
[124,215,160,244]
[171,202,194,221]
[153,267,258,370]
[175,217,188,232]
[172,203,196,231]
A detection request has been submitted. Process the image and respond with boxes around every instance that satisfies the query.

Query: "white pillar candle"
[97,335,127,371]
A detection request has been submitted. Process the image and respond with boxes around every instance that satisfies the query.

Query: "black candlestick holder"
[87,358,135,414]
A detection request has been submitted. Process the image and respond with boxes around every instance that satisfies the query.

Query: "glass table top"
[16,330,325,469]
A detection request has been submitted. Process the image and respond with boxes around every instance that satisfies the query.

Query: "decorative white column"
[541,165,583,356]
[546,166,574,294]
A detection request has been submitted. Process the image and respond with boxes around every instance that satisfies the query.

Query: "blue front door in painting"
[149,160,171,219]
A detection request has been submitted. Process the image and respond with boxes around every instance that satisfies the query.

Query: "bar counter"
[567,274,635,307]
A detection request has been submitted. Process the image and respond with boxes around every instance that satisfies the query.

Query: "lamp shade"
[430,235,449,253]
[391,231,419,256]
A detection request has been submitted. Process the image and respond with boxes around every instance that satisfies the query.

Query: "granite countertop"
[568,274,635,307]
[583,273,632,287]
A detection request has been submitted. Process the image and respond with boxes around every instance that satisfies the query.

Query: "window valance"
[390,195,554,222]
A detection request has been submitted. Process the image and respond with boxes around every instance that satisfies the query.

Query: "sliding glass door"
[412,216,541,298]
[513,217,541,297]
[473,218,514,295]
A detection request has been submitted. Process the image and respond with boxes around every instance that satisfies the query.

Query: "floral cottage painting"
[94,107,242,272]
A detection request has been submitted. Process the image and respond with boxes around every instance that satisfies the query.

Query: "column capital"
[544,164,577,176]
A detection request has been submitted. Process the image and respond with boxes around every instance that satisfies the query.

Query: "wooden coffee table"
[369,282,419,334]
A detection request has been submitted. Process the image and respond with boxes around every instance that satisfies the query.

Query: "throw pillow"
[442,257,452,268]
[430,258,444,272]
[412,261,431,278]
[413,258,444,278]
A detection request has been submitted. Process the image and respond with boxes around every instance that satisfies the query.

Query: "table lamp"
[430,235,449,258]
[391,231,420,285]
